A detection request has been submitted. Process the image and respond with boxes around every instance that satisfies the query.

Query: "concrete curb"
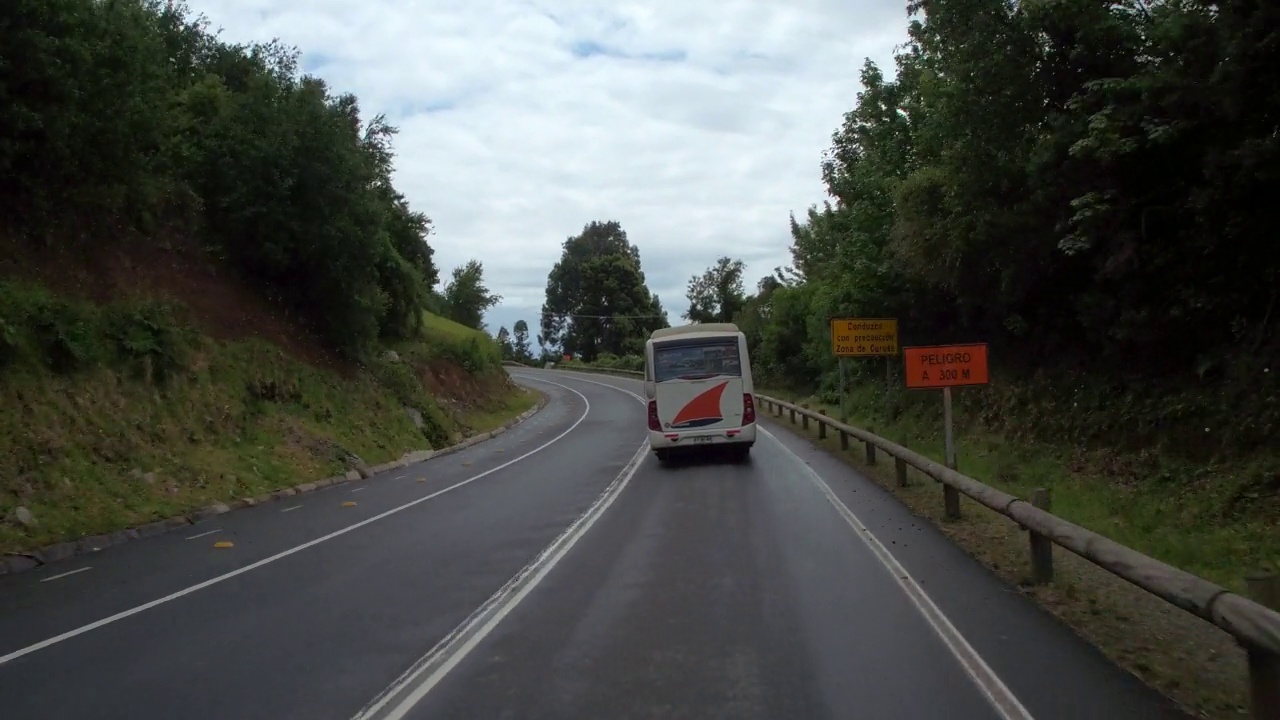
[0,391,551,577]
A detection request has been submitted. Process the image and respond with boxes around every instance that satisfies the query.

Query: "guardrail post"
[944,485,961,520]
[1247,573,1280,719]
[802,414,809,431]
[942,387,961,520]
[1029,488,1053,584]
[865,442,877,466]
[818,421,826,440]
[839,429,849,451]
[895,457,908,487]
[789,408,796,424]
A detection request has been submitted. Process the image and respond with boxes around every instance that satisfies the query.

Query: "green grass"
[761,380,1279,594]
[755,380,1262,718]
[421,311,485,342]
[0,284,533,554]
[459,386,540,434]
[417,311,502,373]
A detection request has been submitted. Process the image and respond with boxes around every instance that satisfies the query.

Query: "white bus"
[643,322,757,464]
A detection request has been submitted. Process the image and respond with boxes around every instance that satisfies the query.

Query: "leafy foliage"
[0,280,195,382]
[442,260,501,331]
[684,256,747,323]
[414,312,503,374]
[495,320,533,364]
[737,0,1280,455]
[0,0,440,357]
[511,319,532,363]
[540,221,669,361]
[495,326,514,360]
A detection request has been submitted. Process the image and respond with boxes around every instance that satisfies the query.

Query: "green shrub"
[365,355,450,447]
[0,281,196,383]
[105,300,195,384]
[579,353,644,373]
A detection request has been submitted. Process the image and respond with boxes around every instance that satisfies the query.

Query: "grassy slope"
[800,382,1278,593]
[0,278,536,555]
[757,379,1270,719]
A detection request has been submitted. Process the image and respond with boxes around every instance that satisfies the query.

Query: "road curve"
[0,369,1188,719]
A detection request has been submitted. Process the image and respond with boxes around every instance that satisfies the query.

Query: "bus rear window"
[653,342,742,382]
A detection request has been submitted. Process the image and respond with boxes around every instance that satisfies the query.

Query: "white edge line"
[184,529,222,540]
[39,567,93,583]
[525,371,646,406]
[0,378,590,668]
[281,505,302,513]
[351,441,650,720]
[759,426,1035,720]
[552,370,1033,720]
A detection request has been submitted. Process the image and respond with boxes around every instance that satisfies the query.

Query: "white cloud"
[192,0,909,341]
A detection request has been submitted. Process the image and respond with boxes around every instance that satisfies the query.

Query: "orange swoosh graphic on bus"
[671,381,729,428]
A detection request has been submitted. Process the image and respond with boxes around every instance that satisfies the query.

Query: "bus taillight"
[742,393,756,424]
[647,400,662,431]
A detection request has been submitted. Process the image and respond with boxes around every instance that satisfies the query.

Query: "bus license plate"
[691,435,714,444]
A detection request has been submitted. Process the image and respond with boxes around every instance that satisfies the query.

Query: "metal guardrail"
[551,363,1280,717]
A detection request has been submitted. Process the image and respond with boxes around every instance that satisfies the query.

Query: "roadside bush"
[105,300,195,384]
[590,353,644,372]
[365,355,450,447]
[0,281,197,383]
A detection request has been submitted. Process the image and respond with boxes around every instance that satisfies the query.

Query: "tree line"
[537,220,670,363]
[737,0,1277,452]
[734,0,1277,391]
[537,1,1278,453]
[0,0,502,356]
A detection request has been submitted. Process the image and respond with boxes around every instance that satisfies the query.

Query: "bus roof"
[650,322,741,341]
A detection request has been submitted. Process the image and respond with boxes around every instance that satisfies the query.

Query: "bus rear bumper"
[647,423,757,451]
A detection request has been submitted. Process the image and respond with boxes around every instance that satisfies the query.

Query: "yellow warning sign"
[831,318,899,357]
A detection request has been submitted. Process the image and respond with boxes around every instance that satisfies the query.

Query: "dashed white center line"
[184,529,222,540]
[39,567,93,583]
[350,487,365,493]
[281,505,302,513]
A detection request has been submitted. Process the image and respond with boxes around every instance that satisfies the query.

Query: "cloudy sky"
[192,0,909,342]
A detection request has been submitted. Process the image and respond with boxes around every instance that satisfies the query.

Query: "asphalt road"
[0,369,1189,720]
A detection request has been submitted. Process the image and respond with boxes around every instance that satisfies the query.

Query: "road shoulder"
[759,411,1216,720]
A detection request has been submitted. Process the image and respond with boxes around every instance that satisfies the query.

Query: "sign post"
[943,386,956,486]
[903,343,989,520]
[831,318,899,425]
[885,355,893,419]
[839,359,848,423]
